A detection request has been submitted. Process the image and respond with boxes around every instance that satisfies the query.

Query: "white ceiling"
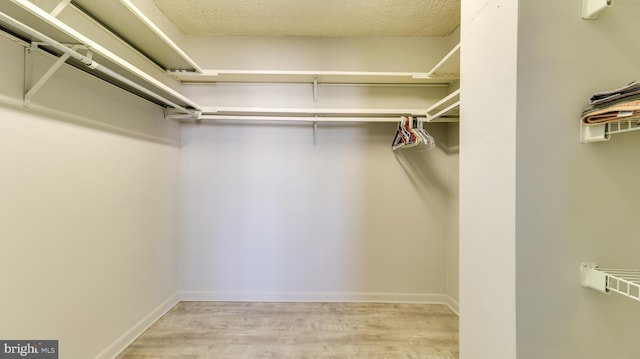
[153,0,460,37]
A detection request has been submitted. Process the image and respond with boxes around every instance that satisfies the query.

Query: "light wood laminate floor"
[117,302,459,359]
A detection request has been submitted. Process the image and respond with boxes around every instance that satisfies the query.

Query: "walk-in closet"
[1,0,640,358]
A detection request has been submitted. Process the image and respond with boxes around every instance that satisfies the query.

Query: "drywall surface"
[446,123,460,308]
[0,35,180,359]
[459,0,518,358]
[181,36,453,73]
[179,121,457,302]
[516,0,640,358]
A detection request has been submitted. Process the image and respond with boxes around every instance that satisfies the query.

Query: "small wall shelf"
[580,119,640,143]
[581,263,640,302]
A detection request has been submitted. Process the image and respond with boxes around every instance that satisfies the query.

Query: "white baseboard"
[95,293,179,359]
[444,295,459,316]
[180,290,454,307]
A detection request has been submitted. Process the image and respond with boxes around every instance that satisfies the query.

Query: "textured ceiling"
[153,0,460,37]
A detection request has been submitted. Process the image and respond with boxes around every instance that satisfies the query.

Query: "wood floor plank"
[117,302,458,359]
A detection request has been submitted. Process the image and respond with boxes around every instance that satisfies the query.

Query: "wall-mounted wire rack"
[580,119,640,143]
[580,263,640,302]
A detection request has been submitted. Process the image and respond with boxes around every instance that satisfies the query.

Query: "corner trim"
[95,293,179,359]
[444,295,459,316]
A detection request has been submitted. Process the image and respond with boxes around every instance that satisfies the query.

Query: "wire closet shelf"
[580,263,640,302]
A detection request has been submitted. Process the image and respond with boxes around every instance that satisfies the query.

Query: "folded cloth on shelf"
[590,81,640,105]
[581,99,640,125]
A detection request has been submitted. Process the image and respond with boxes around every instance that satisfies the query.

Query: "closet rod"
[170,115,423,123]
[202,107,428,116]
[182,82,450,88]
[0,10,198,116]
[165,106,437,122]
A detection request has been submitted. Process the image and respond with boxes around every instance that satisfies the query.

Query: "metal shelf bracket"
[24,43,86,108]
[313,117,318,146]
[50,0,72,17]
[313,75,318,102]
[580,263,608,293]
[580,262,640,302]
[580,119,640,143]
[582,0,613,19]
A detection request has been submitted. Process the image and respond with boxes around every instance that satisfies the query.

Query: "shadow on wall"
[0,94,177,146]
[0,45,180,146]
[179,121,460,296]
[353,122,459,294]
[392,123,458,207]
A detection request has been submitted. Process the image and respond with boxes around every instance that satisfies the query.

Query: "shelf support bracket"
[313,75,318,102]
[24,43,85,108]
[581,263,640,302]
[580,119,640,143]
[580,263,608,293]
[164,108,202,122]
[582,0,612,19]
[50,0,72,17]
[580,123,609,143]
[313,115,318,146]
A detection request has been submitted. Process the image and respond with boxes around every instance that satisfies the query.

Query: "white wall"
[0,35,180,359]
[462,0,640,357]
[459,0,518,358]
[0,6,461,357]
[445,123,460,307]
[178,36,460,303]
[179,120,457,303]
[516,0,640,358]
[181,36,453,73]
